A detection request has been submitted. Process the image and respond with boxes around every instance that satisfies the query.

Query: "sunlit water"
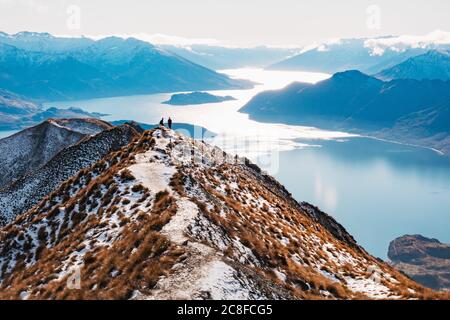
[4,68,447,259]
[44,68,352,160]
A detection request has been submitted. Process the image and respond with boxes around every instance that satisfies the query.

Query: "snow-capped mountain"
[0,121,140,226]
[0,127,444,299]
[267,38,427,74]
[0,33,252,101]
[376,50,450,81]
[0,31,94,52]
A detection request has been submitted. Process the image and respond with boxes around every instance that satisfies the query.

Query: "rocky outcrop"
[388,235,450,291]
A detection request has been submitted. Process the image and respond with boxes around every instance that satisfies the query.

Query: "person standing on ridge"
[159,118,164,127]
[168,117,173,129]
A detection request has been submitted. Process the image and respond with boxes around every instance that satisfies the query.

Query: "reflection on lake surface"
[44,68,349,159]
[38,68,450,258]
[274,137,450,258]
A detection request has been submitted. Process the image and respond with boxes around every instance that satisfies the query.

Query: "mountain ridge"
[0,127,445,299]
[240,70,450,155]
[0,33,252,101]
[0,122,140,226]
[0,118,112,189]
[267,38,427,74]
[376,50,450,81]
[0,88,105,130]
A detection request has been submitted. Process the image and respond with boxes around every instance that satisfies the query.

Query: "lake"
[41,68,450,259]
[274,137,450,258]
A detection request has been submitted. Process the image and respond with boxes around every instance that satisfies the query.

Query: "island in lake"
[162,91,236,105]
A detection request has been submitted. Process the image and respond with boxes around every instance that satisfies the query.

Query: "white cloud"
[364,30,450,55]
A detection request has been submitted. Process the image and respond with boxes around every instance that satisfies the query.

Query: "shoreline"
[359,135,446,156]
[1,121,447,158]
[242,114,448,158]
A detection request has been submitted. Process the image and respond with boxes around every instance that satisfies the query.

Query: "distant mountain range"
[160,44,299,70]
[0,88,104,130]
[162,91,236,105]
[267,38,430,74]
[376,50,450,81]
[240,70,450,154]
[0,32,252,101]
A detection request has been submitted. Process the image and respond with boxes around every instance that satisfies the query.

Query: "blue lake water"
[273,137,450,258]
[9,68,446,259]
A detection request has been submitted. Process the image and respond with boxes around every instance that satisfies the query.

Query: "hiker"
[168,117,173,129]
[159,118,164,127]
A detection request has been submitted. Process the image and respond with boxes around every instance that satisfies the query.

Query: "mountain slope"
[0,88,106,130]
[376,50,450,81]
[0,127,443,300]
[0,34,251,101]
[0,31,94,52]
[161,44,298,69]
[0,118,112,189]
[240,71,450,154]
[0,122,140,226]
[0,88,41,116]
[375,102,450,154]
[267,38,425,74]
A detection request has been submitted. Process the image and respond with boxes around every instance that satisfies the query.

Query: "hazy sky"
[1,0,450,46]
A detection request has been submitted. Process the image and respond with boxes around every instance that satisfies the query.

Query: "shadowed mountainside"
[240,70,450,155]
[0,33,252,101]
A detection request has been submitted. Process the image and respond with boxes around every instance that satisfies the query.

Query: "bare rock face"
[388,235,450,291]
